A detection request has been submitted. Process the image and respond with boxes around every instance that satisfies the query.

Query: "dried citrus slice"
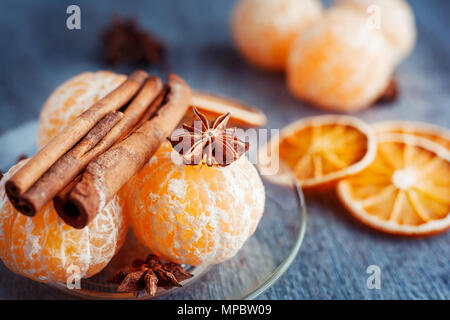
[190,91,267,128]
[373,120,450,151]
[337,135,450,236]
[260,115,377,190]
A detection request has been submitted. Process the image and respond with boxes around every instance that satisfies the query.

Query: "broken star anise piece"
[168,107,249,166]
[111,254,193,297]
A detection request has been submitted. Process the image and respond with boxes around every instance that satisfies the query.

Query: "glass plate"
[50,177,306,300]
[0,121,306,300]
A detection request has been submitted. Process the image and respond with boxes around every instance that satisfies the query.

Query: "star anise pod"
[111,254,193,297]
[168,107,249,166]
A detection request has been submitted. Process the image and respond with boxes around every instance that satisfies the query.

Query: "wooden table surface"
[0,0,449,299]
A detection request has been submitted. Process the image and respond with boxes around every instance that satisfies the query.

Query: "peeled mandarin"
[121,143,265,266]
[0,160,128,283]
[334,0,416,65]
[231,0,323,71]
[286,8,394,112]
[38,71,127,148]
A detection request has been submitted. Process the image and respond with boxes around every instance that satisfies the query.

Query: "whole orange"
[121,143,266,266]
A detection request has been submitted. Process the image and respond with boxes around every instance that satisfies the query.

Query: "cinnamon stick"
[16,112,122,216]
[55,74,191,229]
[6,70,149,202]
[14,76,163,217]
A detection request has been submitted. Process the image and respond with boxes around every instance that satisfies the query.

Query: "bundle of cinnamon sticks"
[5,70,191,229]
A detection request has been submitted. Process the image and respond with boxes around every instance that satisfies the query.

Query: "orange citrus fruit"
[334,0,416,65]
[286,8,394,112]
[259,115,377,190]
[38,71,127,148]
[231,0,323,71]
[337,135,450,236]
[373,120,450,151]
[121,143,265,266]
[0,160,128,283]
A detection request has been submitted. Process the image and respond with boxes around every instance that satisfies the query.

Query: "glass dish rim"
[241,181,306,299]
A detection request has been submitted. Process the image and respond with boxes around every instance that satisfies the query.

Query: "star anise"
[168,107,249,166]
[111,254,193,297]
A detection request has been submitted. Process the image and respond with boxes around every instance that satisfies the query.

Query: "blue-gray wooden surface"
[0,0,449,300]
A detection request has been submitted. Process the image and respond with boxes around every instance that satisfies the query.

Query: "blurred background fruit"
[0,160,128,283]
[334,0,416,65]
[231,0,323,71]
[286,8,394,111]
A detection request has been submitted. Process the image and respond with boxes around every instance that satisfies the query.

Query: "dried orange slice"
[373,120,450,151]
[190,91,267,128]
[337,135,450,236]
[260,115,377,190]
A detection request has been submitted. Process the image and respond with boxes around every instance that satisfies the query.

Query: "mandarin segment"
[38,71,127,148]
[231,0,323,71]
[122,143,265,266]
[0,161,128,283]
[286,8,393,111]
[337,136,450,236]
